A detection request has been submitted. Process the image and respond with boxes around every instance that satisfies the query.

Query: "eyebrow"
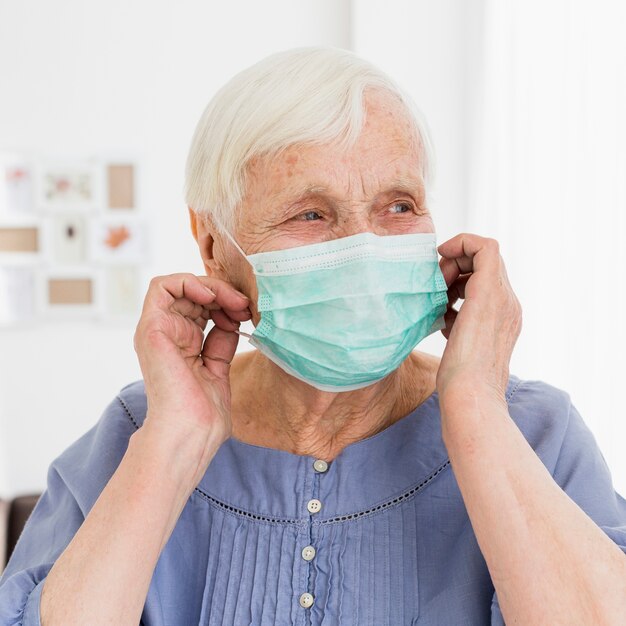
[382,176,425,196]
[280,176,425,208]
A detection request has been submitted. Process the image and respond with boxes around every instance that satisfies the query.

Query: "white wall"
[464,0,626,493]
[0,0,351,496]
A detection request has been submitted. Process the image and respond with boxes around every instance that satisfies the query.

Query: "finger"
[446,273,471,308]
[193,279,252,320]
[193,314,210,331]
[144,273,249,315]
[171,299,250,326]
[170,297,206,320]
[437,233,501,276]
[193,306,213,330]
[142,274,217,316]
[210,308,240,331]
[222,306,252,322]
[441,305,458,340]
[200,324,239,378]
[439,256,462,288]
[200,301,252,318]
[195,276,250,314]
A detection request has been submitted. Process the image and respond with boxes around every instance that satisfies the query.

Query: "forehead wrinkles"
[247,151,424,210]
[241,102,423,213]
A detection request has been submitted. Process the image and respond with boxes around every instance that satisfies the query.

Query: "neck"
[229,349,438,461]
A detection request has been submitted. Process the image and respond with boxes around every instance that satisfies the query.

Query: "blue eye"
[301,211,322,221]
[390,202,412,214]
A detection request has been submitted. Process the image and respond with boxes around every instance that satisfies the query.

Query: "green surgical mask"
[226,230,449,392]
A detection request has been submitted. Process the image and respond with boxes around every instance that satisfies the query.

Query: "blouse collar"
[197,390,451,521]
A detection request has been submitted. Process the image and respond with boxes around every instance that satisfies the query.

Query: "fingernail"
[204,286,216,296]
[234,289,249,300]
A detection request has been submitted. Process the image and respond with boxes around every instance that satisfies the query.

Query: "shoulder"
[505,375,626,545]
[50,378,148,513]
[117,378,148,429]
[505,373,575,475]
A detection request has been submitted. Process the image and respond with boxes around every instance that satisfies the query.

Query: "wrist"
[438,381,510,444]
[130,418,225,491]
[438,374,508,413]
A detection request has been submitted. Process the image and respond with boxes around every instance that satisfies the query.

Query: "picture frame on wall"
[101,265,142,318]
[37,267,101,319]
[41,213,88,265]
[107,163,136,209]
[0,153,35,215]
[33,158,104,212]
[0,152,146,328]
[0,265,37,326]
[88,215,148,264]
[0,218,41,264]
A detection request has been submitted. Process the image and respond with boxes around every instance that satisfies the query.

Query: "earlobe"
[189,207,219,276]
[203,255,219,270]
[203,256,221,278]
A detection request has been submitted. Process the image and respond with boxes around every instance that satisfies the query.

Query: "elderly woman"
[1,47,626,626]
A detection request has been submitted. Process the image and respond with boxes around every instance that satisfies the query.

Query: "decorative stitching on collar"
[193,459,451,526]
[115,386,461,526]
[194,487,302,526]
[320,459,451,525]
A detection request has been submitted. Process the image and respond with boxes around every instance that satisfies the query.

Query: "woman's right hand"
[39,274,251,626]
[133,273,251,453]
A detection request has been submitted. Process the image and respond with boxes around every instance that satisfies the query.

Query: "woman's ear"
[188,206,200,242]
[188,207,224,278]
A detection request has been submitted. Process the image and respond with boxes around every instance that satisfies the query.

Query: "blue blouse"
[1,374,626,625]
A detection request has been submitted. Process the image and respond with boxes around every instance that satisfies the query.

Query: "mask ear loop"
[222,229,249,263]
[220,227,255,339]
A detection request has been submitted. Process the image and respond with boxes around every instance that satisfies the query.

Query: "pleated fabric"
[124,375,497,625]
[3,373,626,626]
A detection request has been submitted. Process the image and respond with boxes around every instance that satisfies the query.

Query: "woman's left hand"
[435,233,522,410]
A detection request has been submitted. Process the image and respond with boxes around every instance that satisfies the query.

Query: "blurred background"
[0,0,624,501]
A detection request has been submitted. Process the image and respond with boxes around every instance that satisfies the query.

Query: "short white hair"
[184,46,436,234]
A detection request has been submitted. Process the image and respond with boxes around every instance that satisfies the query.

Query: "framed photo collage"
[0,153,148,326]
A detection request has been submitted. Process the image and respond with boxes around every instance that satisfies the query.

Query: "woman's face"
[205,87,435,324]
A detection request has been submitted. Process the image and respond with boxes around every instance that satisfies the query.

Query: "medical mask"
[225,230,449,392]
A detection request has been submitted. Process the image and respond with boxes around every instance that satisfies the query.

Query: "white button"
[301,545,316,561]
[313,459,328,472]
[307,498,322,514]
[299,592,314,608]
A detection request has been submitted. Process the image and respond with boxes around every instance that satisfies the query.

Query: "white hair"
[184,46,436,234]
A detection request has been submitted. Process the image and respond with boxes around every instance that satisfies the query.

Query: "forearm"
[440,390,626,625]
[40,420,221,626]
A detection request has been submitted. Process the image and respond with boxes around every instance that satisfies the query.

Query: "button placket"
[298,458,330,611]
